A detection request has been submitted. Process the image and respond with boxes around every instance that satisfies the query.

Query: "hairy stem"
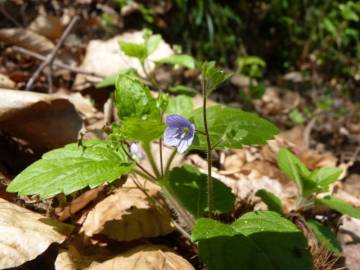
[120,144,157,181]
[164,149,177,175]
[202,77,214,217]
[142,142,161,178]
[141,62,164,178]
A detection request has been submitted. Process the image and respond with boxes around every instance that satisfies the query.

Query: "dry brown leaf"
[254,86,302,115]
[0,28,54,54]
[0,198,71,269]
[0,89,83,150]
[88,245,195,270]
[29,15,64,41]
[80,179,174,241]
[56,186,105,221]
[74,31,173,90]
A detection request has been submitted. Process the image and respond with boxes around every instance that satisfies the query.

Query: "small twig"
[13,46,104,78]
[25,16,79,91]
[0,5,22,27]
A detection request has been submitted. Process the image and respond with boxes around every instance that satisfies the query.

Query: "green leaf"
[168,85,197,97]
[192,218,271,270]
[120,117,166,143]
[192,211,312,270]
[255,189,283,214]
[96,68,139,88]
[115,74,157,120]
[237,56,266,78]
[316,195,360,219]
[156,54,195,69]
[166,95,193,118]
[191,106,278,150]
[249,82,265,100]
[119,41,147,61]
[309,167,342,189]
[7,140,134,198]
[200,61,231,94]
[146,34,162,55]
[232,211,312,270]
[306,219,342,256]
[289,109,305,124]
[164,165,235,218]
[277,148,313,196]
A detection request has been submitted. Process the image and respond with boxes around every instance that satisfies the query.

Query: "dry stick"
[202,76,214,217]
[13,46,105,78]
[25,16,79,91]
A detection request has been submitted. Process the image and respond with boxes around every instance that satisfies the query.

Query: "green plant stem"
[120,144,157,181]
[141,62,164,178]
[164,149,177,175]
[201,76,214,217]
[132,176,191,239]
[142,142,161,178]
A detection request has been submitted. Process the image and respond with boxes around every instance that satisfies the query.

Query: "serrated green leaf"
[115,74,158,120]
[7,140,134,198]
[166,95,193,118]
[119,41,147,61]
[277,148,312,196]
[255,189,283,214]
[164,165,235,218]
[306,219,342,256]
[121,117,166,143]
[289,109,305,124]
[316,195,360,219]
[192,211,312,270]
[168,85,197,96]
[156,54,195,69]
[309,167,342,189]
[191,106,278,150]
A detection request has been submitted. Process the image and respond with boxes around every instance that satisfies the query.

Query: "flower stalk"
[201,76,214,217]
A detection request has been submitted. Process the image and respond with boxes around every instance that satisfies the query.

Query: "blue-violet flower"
[164,114,195,153]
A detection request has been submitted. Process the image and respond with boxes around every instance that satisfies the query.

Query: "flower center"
[180,127,190,139]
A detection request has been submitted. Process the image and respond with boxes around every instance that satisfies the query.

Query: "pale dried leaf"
[56,186,105,221]
[0,198,71,268]
[74,31,173,89]
[80,179,174,241]
[88,245,195,270]
[0,74,16,89]
[0,89,83,149]
[0,28,54,54]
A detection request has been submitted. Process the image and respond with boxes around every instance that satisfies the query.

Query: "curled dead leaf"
[88,245,195,270]
[29,15,64,41]
[0,28,54,54]
[80,179,174,241]
[0,198,71,269]
[0,89,83,150]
